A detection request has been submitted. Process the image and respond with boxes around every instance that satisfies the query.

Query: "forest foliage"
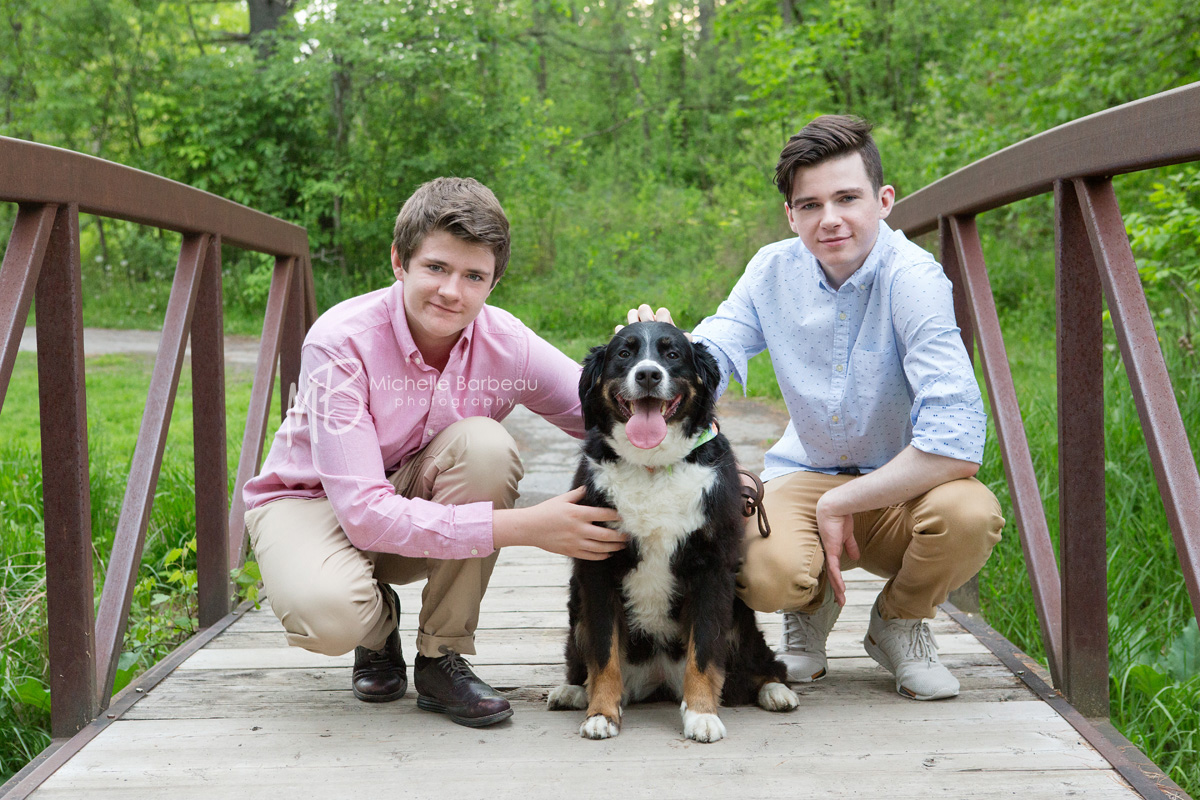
[2,0,1198,339]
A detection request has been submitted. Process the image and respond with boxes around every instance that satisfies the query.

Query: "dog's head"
[580,321,720,453]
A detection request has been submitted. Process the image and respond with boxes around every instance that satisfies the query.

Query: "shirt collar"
[385,281,478,364]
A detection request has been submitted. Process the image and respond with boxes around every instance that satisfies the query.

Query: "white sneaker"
[863,597,959,700]
[776,588,841,683]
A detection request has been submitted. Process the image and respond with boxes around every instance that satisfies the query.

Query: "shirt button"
[470,548,479,555]
[427,428,435,436]
[839,313,847,320]
[840,455,849,461]
[832,415,839,423]
[423,550,430,556]
[835,364,844,372]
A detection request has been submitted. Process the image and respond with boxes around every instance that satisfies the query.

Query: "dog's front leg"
[681,628,727,743]
[578,563,623,739]
[581,624,623,739]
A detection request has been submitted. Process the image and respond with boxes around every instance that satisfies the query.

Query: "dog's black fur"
[548,322,795,741]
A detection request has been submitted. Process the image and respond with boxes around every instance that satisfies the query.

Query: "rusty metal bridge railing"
[890,80,1200,720]
[0,136,315,739]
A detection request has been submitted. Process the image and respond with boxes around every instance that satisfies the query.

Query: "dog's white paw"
[580,714,620,739]
[680,701,726,743]
[757,681,799,711]
[547,684,588,710]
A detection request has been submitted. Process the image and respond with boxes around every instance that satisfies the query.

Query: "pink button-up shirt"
[243,281,584,559]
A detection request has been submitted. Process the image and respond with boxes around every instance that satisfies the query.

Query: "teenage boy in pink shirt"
[243,178,623,728]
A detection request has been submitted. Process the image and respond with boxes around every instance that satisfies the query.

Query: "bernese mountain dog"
[547,321,798,742]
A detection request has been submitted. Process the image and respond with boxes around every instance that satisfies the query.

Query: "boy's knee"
[737,538,825,614]
[437,417,523,503]
[919,479,1005,553]
[273,585,382,656]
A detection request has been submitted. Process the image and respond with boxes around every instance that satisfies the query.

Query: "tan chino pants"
[245,417,523,658]
[737,470,1005,621]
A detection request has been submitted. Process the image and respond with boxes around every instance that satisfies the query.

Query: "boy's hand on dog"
[493,487,626,560]
[815,497,860,607]
[615,304,691,339]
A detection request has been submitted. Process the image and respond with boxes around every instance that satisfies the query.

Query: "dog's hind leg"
[548,632,589,710]
[549,578,589,711]
[723,599,798,711]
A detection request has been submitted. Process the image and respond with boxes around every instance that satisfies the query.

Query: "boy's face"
[392,230,497,356]
[784,152,895,288]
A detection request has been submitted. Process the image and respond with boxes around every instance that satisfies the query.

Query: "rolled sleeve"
[909,372,988,463]
[303,344,495,559]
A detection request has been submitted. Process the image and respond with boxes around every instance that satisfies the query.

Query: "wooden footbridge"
[3,85,1200,799]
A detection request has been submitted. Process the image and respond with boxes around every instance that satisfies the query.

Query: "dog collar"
[692,422,719,449]
[643,422,719,474]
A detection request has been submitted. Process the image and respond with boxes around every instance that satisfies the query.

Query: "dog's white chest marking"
[589,456,718,640]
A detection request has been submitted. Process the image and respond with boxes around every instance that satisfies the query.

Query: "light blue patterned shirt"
[692,220,987,482]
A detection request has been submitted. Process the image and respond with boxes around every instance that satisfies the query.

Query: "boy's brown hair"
[774,115,884,202]
[392,177,511,284]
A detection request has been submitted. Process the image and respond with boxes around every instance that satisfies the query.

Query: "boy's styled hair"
[774,115,884,201]
[392,177,511,283]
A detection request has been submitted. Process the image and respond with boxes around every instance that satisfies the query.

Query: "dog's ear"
[579,344,608,429]
[692,340,721,390]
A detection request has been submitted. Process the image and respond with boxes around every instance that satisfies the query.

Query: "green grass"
[0,352,272,782]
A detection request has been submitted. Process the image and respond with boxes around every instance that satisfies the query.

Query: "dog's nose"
[635,367,662,390]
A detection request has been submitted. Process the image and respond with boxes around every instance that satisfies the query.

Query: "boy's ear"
[579,344,608,429]
[692,341,721,390]
[390,245,405,281]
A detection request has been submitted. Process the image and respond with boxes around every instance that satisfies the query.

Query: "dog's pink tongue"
[626,399,667,449]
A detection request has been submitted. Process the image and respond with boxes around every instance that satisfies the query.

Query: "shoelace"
[438,645,476,680]
[780,612,817,651]
[365,649,392,666]
[904,621,940,663]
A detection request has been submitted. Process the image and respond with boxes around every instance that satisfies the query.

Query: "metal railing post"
[193,236,232,627]
[1055,180,1110,718]
[35,203,99,736]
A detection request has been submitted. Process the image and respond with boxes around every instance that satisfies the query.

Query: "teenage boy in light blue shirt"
[637,115,1004,700]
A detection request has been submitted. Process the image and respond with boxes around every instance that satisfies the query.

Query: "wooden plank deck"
[25,404,1143,799]
[27,556,1140,799]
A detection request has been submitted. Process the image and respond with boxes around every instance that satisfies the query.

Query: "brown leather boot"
[352,584,407,702]
[414,646,513,727]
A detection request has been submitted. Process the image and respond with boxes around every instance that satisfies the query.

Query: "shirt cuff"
[910,405,988,465]
[430,500,495,560]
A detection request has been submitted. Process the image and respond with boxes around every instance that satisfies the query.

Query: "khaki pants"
[737,471,1004,620]
[245,417,522,658]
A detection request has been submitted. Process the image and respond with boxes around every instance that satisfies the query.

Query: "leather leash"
[737,469,771,538]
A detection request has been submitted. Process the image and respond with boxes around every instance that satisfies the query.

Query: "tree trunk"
[778,0,803,26]
[248,0,292,58]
